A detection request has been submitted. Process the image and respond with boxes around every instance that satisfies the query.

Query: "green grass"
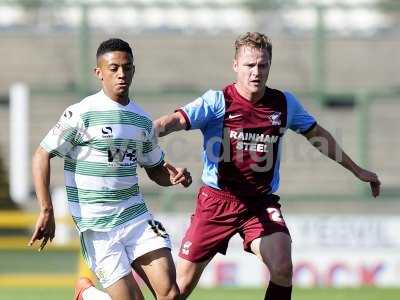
[0,250,78,273]
[1,287,399,300]
[1,250,399,300]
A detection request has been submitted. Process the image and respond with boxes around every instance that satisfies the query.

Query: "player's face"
[95,51,135,102]
[233,46,270,102]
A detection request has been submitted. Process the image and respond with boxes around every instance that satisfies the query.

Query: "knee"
[270,259,293,281]
[158,286,180,300]
[176,275,192,299]
[166,288,180,300]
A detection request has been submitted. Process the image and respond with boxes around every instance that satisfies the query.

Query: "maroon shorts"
[178,185,290,263]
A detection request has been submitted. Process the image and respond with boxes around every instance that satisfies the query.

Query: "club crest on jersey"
[268,112,281,126]
[181,241,192,256]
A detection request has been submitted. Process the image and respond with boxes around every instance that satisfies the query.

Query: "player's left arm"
[145,161,192,187]
[304,124,381,197]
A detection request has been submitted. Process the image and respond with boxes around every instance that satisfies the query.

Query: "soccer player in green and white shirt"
[29,38,191,300]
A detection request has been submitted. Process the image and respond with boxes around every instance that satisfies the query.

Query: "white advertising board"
[155,213,400,287]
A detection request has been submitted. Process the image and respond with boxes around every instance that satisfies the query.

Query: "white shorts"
[79,216,171,288]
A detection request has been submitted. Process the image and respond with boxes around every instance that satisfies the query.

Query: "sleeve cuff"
[174,109,191,130]
[300,121,317,135]
[39,142,63,158]
[141,152,165,168]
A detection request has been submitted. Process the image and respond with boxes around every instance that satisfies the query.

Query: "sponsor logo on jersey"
[107,146,136,167]
[268,112,281,126]
[229,130,279,153]
[63,110,73,119]
[230,130,279,143]
[102,126,113,138]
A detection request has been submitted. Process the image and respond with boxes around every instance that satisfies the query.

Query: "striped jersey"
[176,84,316,198]
[40,90,164,232]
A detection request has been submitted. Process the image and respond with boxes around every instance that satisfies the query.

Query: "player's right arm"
[29,146,55,251]
[154,111,187,137]
[29,104,83,251]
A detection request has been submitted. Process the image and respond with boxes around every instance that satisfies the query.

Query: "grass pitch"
[1,250,399,299]
[1,287,399,300]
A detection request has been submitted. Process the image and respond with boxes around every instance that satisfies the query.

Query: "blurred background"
[0,0,399,299]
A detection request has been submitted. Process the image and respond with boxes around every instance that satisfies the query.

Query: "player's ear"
[94,67,103,81]
[232,59,239,73]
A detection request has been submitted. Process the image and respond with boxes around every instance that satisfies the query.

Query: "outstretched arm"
[29,146,55,251]
[154,112,187,137]
[145,161,192,187]
[304,124,381,197]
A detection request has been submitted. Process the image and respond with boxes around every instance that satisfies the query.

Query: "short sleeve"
[285,91,317,134]
[176,90,225,130]
[40,105,85,158]
[137,123,165,168]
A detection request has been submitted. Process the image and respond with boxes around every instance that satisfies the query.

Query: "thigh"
[132,248,178,298]
[80,230,132,289]
[240,201,290,253]
[179,189,239,262]
[250,232,292,270]
[124,218,172,262]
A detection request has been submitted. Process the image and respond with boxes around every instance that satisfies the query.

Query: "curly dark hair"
[96,38,133,60]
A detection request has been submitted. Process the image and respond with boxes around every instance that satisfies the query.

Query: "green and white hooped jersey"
[40,90,164,232]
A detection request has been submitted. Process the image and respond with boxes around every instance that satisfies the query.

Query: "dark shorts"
[178,185,290,263]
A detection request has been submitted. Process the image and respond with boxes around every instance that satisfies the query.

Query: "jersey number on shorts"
[266,207,286,226]
[148,220,169,238]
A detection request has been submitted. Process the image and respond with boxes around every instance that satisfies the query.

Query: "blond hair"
[234,32,272,60]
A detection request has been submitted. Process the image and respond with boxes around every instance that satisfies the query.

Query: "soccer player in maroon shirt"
[154,32,381,300]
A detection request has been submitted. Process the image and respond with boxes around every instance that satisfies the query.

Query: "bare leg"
[176,256,211,299]
[251,232,293,300]
[105,273,144,300]
[251,232,292,286]
[131,274,145,300]
[132,248,179,300]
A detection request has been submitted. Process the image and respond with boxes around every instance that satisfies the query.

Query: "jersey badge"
[268,112,281,126]
[181,241,192,256]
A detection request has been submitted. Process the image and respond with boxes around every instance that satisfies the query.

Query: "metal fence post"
[78,3,90,98]
[356,90,371,196]
[312,5,326,106]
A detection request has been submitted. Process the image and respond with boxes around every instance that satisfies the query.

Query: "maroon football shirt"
[217,84,287,198]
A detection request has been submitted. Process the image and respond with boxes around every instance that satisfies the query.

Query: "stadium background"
[0,0,399,299]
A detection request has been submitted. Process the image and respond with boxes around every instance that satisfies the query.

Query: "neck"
[103,89,130,106]
[234,83,265,103]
